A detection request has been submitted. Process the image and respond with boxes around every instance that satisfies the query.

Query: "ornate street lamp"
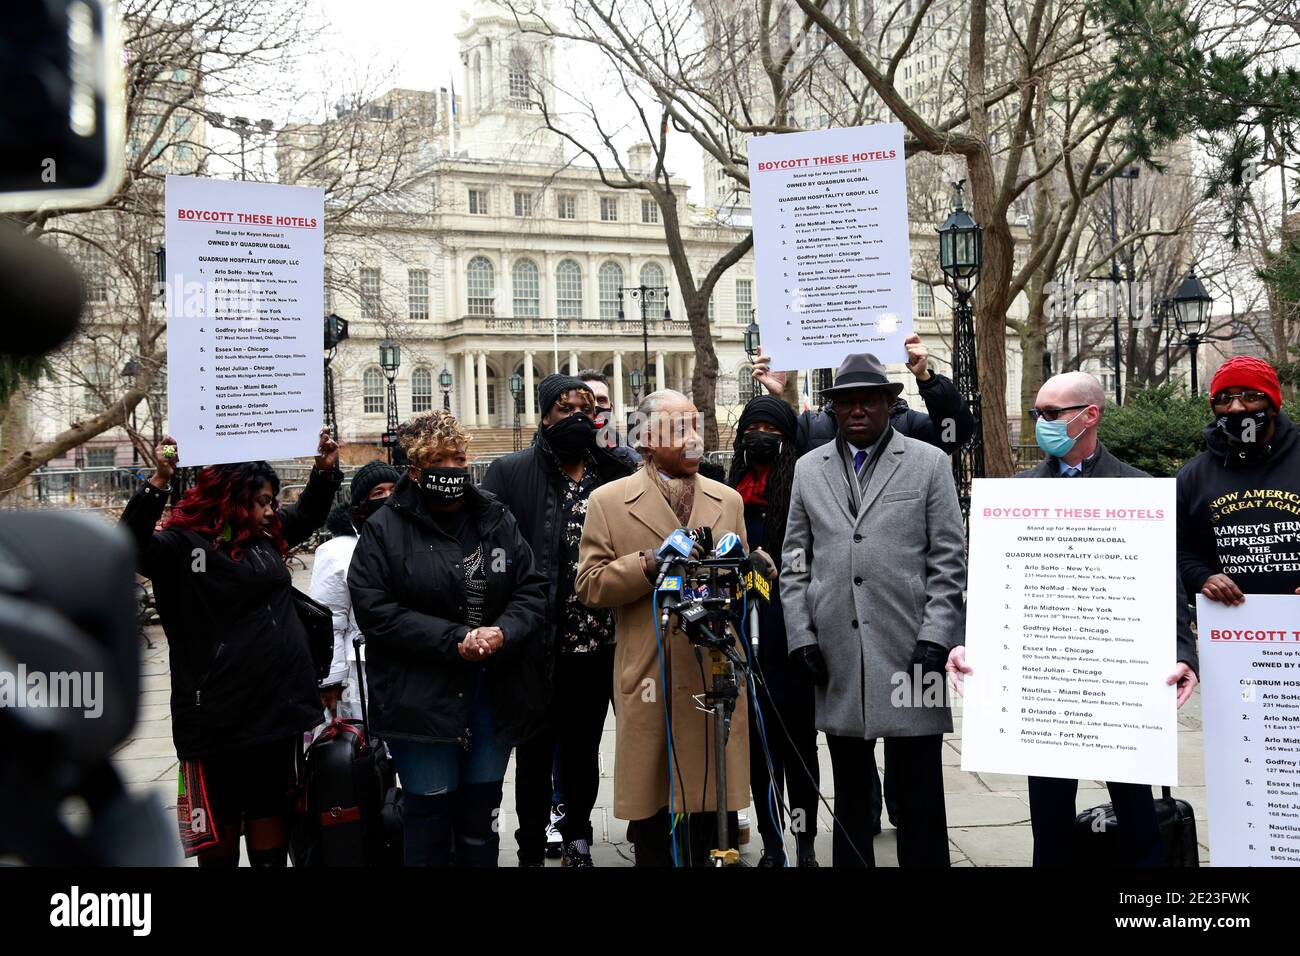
[322,313,348,444]
[1171,267,1214,395]
[379,338,401,463]
[937,180,984,522]
[509,371,524,452]
[439,366,453,410]
[744,316,762,399]
[629,366,644,403]
[619,284,671,383]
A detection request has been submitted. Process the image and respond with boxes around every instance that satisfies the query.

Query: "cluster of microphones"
[652,527,776,649]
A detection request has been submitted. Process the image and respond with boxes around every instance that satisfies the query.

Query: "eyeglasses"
[1211,390,1271,409]
[1027,404,1090,422]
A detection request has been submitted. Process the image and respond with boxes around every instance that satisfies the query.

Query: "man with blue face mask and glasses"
[948,370,1199,866]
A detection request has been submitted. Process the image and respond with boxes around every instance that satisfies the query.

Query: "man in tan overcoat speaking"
[576,389,750,866]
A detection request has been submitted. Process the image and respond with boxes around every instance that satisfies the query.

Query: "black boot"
[454,781,503,868]
[796,831,819,867]
[402,791,454,867]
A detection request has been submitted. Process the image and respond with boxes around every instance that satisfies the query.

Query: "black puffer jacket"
[119,466,342,759]
[347,477,547,747]
[480,427,633,658]
[795,373,975,455]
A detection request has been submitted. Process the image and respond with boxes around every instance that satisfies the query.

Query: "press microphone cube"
[657,528,695,560]
[712,531,744,559]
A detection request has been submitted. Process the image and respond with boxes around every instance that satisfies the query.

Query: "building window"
[408,269,429,321]
[641,199,659,224]
[478,367,498,418]
[412,367,433,413]
[82,244,109,303]
[600,197,619,222]
[82,359,112,414]
[360,267,381,319]
[916,281,934,317]
[363,367,385,414]
[466,256,495,316]
[468,188,488,215]
[558,194,576,219]
[598,261,624,320]
[640,262,667,319]
[86,448,115,468]
[509,68,529,100]
[512,258,540,317]
[556,259,583,319]
[513,191,533,217]
[735,278,753,323]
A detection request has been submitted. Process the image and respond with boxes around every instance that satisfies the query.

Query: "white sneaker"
[545,803,565,858]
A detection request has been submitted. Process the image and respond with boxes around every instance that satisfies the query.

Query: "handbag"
[291,586,334,683]
[1073,786,1200,867]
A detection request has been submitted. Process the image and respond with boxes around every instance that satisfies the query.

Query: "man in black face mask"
[1177,356,1300,605]
[481,373,635,866]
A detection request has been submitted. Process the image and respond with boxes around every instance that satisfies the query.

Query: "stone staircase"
[467,427,527,460]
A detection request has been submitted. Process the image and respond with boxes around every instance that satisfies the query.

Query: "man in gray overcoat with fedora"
[781,353,966,867]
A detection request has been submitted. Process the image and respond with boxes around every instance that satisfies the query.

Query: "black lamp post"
[618,284,670,386]
[379,337,401,463]
[509,372,524,452]
[439,366,453,411]
[629,366,644,404]
[323,312,348,443]
[743,315,762,399]
[122,358,140,468]
[1090,164,1139,405]
[1171,267,1214,394]
[154,245,166,298]
[937,179,984,521]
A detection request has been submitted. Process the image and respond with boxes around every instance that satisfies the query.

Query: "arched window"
[411,367,433,413]
[598,261,624,321]
[363,367,385,414]
[512,259,540,317]
[478,365,498,418]
[467,256,495,316]
[640,262,667,319]
[556,259,583,319]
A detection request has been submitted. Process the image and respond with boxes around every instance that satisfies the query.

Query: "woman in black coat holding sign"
[727,395,822,866]
[348,410,547,867]
[119,428,343,867]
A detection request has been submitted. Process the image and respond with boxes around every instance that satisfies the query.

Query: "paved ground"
[115,554,1212,866]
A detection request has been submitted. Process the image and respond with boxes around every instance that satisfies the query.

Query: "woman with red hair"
[120,429,342,866]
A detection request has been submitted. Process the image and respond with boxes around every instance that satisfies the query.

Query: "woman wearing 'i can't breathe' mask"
[347,409,547,867]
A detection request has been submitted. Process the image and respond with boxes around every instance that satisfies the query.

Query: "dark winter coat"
[347,477,547,747]
[795,372,975,455]
[119,466,342,759]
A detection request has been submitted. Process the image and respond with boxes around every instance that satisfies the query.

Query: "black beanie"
[734,395,798,449]
[537,373,591,419]
[350,459,401,508]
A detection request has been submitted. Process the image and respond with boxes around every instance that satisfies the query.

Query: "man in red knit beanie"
[1176,355,1300,604]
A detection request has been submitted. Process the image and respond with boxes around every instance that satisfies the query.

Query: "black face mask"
[353,496,387,526]
[418,467,469,502]
[741,431,783,464]
[545,413,597,459]
[1215,409,1271,446]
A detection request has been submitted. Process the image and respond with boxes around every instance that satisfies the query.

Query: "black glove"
[910,640,949,679]
[792,645,829,686]
[748,548,778,581]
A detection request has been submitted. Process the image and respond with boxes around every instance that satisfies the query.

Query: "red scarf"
[736,465,770,507]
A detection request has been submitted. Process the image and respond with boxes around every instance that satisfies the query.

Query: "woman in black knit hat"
[727,395,821,866]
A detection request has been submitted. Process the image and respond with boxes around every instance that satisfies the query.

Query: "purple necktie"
[854,450,867,474]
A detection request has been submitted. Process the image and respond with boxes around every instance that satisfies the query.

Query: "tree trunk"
[684,295,721,451]
[1018,284,1049,445]
[968,177,1016,477]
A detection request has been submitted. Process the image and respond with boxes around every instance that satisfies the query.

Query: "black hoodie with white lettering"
[1176,411,1300,598]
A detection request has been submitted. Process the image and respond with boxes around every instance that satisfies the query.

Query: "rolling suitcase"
[290,638,401,866]
[1073,786,1199,867]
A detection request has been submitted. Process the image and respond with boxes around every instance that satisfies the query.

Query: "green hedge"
[1098,384,1300,477]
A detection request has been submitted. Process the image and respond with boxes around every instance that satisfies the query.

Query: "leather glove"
[748,548,778,581]
[911,640,949,679]
[792,645,829,686]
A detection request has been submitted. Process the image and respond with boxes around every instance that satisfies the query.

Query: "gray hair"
[632,389,692,454]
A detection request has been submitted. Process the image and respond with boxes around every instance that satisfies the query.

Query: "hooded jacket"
[1176,411,1300,598]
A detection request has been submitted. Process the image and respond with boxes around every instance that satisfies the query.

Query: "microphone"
[0,225,84,356]
[653,526,713,590]
[711,531,745,561]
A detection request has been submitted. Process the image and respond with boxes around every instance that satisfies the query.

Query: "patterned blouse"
[555,458,615,654]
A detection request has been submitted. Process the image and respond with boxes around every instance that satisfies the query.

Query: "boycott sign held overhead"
[1198,595,1300,867]
[960,478,1180,786]
[747,123,912,370]
[165,176,324,466]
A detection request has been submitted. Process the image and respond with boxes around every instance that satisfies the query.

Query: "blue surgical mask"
[1035,408,1086,458]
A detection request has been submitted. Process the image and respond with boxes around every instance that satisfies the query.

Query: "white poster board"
[747,122,912,371]
[164,175,324,466]
[1198,594,1300,866]
[960,477,1179,785]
